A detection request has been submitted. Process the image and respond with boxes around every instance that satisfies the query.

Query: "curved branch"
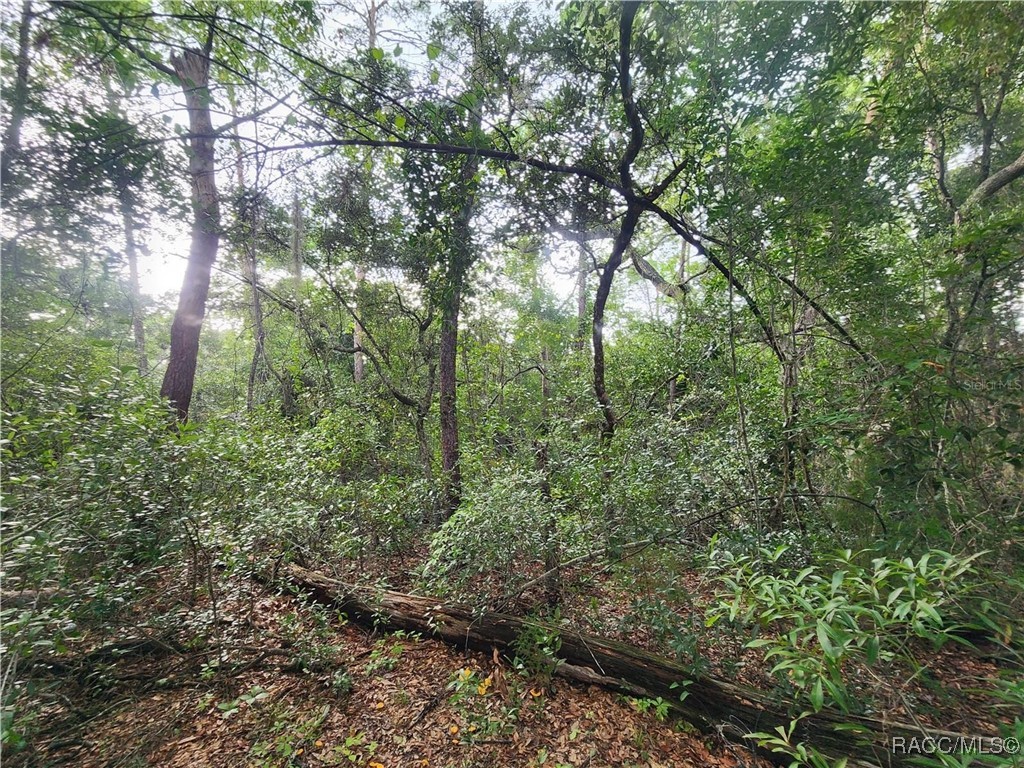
[962,147,1024,212]
[631,251,685,300]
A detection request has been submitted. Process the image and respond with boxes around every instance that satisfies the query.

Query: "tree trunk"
[415,410,432,479]
[439,281,462,517]
[438,1,485,519]
[575,238,589,352]
[279,563,988,768]
[592,206,640,442]
[244,246,268,412]
[159,49,220,421]
[228,90,273,414]
[119,192,148,377]
[353,265,366,384]
[1,0,33,186]
[232,138,269,413]
[667,239,688,416]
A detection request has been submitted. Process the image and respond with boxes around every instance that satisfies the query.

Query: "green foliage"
[708,542,991,713]
[511,618,564,686]
[746,714,848,768]
[627,696,670,722]
[4,1,1024,758]
[2,369,181,660]
[419,468,583,597]
[608,417,772,542]
[218,685,271,719]
[364,638,404,675]
[249,704,331,767]
[328,730,379,765]
[446,666,519,742]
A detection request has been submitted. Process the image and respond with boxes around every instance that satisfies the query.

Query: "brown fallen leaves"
[15,588,762,768]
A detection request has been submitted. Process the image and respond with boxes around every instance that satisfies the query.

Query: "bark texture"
[438,281,463,515]
[353,265,366,383]
[119,192,148,376]
[437,0,486,519]
[159,49,221,421]
[1,0,33,186]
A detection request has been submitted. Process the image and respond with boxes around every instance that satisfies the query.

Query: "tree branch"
[962,147,1024,212]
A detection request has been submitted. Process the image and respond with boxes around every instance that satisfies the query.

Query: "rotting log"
[280,563,999,768]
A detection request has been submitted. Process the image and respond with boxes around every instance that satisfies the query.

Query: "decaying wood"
[280,563,999,768]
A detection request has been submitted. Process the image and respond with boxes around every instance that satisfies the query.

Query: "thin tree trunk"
[593,206,640,442]
[593,2,644,443]
[244,248,267,412]
[415,411,432,480]
[350,0,385,386]
[159,49,220,422]
[227,90,272,413]
[290,193,303,298]
[353,264,366,384]
[231,122,269,413]
[575,239,589,351]
[119,192,148,377]
[1,0,33,186]
[667,239,688,416]
[439,281,463,517]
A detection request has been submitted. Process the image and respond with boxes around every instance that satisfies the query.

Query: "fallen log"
[280,563,997,768]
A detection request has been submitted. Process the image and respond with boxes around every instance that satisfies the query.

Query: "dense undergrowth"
[3,6,1024,763]
[3,358,1023,766]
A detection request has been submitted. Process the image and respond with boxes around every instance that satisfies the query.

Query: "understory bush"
[707,542,1001,714]
[419,468,588,599]
[608,418,773,543]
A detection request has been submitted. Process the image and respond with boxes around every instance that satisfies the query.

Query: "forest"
[2,1,1023,766]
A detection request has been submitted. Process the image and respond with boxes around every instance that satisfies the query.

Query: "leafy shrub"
[2,370,181,631]
[419,468,583,598]
[607,418,772,543]
[1,368,185,747]
[707,542,990,713]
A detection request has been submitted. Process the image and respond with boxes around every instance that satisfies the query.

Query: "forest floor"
[13,580,763,768]
[323,548,1016,738]
[10,553,1017,768]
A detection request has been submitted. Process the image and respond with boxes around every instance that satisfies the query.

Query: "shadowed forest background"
[2,1,1023,766]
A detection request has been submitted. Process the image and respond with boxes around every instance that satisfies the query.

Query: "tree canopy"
[2,2,1023,765]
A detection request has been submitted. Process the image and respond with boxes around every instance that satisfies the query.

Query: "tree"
[1,0,33,186]
[158,43,221,420]
[53,0,317,420]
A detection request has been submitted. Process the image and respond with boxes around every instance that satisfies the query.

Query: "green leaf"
[917,600,942,625]
[370,47,384,61]
[830,570,845,596]
[810,678,824,711]
[865,636,880,665]
[816,621,836,658]
[395,114,406,131]
[427,42,441,60]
